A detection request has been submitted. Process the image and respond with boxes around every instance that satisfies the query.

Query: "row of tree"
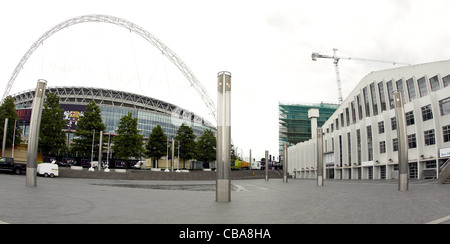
[0,93,218,167]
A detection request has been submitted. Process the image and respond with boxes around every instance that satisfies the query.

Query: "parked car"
[0,157,26,175]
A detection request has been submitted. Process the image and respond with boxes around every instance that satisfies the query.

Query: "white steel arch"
[3,14,216,122]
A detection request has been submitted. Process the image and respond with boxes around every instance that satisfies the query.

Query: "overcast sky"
[1,0,449,160]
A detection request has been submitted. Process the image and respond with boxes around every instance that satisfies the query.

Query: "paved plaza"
[0,173,449,224]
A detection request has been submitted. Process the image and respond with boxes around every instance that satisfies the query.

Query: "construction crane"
[311,48,410,104]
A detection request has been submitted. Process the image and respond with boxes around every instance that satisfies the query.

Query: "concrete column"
[283,143,288,183]
[98,131,103,171]
[265,150,269,181]
[394,92,408,191]
[2,118,8,157]
[216,71,231,202]
[317,127,324,186]
[26,80,47,187]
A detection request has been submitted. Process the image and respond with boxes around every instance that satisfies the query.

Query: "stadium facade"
[13,86,216,143]
[288,60,450,180]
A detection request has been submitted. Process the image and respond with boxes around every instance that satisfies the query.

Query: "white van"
[37,161,59,177]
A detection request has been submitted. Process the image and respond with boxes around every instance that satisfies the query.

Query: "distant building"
[279,102,338,161]
[288,60,450,180]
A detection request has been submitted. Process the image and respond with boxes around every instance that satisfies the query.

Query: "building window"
[387,80,395,109]
[345,108,350,126]
[357,95,363,120]
[335,118,339,130]
[351,101,356,123]
[363,87,371,117]
[417,77,428,97]
[406,78,416,101]
[347,132,351,164]
[393,138,398,152]
[378,81,387,111]
[443,74,450,87]
[405,111,415,126]
[340,113,345,128]
[370,82,378,115]
[391,117,397,130]
[444,125,450,142]
[421,104,433,121]
[396,79,406,102]
[408,134,417,148]
[379,141,386,154]
[424,129,436,146]
[367,126,373,161]
[356,129,361,164]
[440,97,450,116]
[429,75,440,91]
[378,121,385,134]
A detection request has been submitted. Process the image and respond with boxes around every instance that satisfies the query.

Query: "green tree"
[39,92,67,154]
[112,112,144,160]
[195,129,216,168]
[71,100,106,156]
[174,123,196,169]
[0,96,22,148]
[145,125,167,160]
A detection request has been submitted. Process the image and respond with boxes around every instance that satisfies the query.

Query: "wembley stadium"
[13,86,216,141]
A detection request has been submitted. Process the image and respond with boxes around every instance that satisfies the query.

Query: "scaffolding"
[279,102,338,159]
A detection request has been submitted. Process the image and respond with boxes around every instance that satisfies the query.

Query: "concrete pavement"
[0,173,449,224]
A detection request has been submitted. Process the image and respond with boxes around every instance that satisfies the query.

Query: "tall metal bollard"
[2,118,8,158]
[216,71,231,202]
[317,127,324,186]
[265,150,269,181]
[283,143,288,183]
[394,92,408,191]
[26,80,47,187]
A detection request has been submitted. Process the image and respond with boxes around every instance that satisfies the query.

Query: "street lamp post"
[394,92,408,191]
[216,71,231,202]
[26,79,47,187]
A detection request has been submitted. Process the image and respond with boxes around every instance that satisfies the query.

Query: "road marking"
[426,214,450,224]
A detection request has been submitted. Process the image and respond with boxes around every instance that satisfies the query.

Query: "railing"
[438,158,450,184]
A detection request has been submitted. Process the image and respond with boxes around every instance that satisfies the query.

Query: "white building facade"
[288,60,450,180]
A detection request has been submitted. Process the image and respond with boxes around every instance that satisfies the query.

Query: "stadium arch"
[2,14,216,122]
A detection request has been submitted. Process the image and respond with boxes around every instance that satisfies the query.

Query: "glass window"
[363,87,370,117]
[396,79,405,102]
[357,95,363,120]
[379,141,386,154]
[405,111,415,126]
[443,125,450,143]
[393,138,398,152]
[443,75,450,87]
[406,78,416,100]
[378,121,384,134]
[391,117,397,130]
[370,82,378,115]
[345,108,350,126]
[424,129,435,146]
[387,80,395,109]
[439,97,450,116]
[356,129,361,164]
[367,126,373,161]
[378,81,387,111]
[351,101,356,124]
[421,105,433,121]
[347,132,351,164]
[429,75,440,91]
[417,77,428,97]
[408,134,417,148]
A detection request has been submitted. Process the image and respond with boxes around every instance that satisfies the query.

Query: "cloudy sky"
[1,0,449,160]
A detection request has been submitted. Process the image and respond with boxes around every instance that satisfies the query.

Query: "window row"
[326,72,450,133]
[331,125,450,164]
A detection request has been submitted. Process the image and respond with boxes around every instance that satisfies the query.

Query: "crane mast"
[311,48,410,104]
